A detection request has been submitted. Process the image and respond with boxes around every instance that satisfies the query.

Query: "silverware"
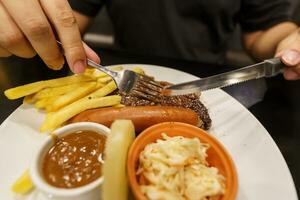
[56,41,163,101]
[87,59,163,101]
[162,58,285,96]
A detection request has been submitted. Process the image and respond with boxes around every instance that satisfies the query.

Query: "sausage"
[70,106,203,132]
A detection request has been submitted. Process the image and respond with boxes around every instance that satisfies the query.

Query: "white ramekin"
[30,122,110,200]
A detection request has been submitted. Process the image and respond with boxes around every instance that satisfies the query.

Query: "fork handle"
[86,59,118,77]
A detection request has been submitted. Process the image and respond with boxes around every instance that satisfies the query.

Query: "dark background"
[1,0,300,197]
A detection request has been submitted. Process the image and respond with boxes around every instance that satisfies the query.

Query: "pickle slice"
[102,120,135,200]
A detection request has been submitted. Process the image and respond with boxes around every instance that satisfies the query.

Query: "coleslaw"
[137,133,225,200]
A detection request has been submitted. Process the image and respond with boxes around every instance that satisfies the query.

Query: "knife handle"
[264,58,285,77]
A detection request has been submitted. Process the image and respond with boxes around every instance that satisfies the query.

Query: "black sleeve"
[68,0,103,17]
[239,0,293,32]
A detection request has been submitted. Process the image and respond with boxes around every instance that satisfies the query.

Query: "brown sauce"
[42,130,106,188]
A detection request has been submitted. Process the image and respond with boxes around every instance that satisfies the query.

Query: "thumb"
[278,49,300,80]
[280,49,300,66]
[275,28,300,80]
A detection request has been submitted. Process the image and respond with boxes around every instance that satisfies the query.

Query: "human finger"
[282,50,300,80]
[284,68,300,80]
[0,46,12,57]
[277,49,300,80]
[275,28,300,80]
[1,0,64,69]
[83,42,101,64]
[0,2,35,58]
[279,49,300,66]
[40,0,86,73]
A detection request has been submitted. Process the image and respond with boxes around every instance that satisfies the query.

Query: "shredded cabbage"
[137,133,225,200]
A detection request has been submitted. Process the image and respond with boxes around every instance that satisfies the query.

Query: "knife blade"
[163,58,285,96]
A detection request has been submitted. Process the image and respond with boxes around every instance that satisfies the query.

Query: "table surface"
[1,47,300,197]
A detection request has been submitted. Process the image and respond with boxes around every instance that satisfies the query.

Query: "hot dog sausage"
[70,106,203,132]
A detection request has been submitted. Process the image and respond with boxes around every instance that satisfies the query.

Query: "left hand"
[276,28,300,80]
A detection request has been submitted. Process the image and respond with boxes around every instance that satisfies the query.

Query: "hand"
[276,28,300,80]
[0,0,99,73]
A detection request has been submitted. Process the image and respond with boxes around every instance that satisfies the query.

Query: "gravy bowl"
[30,122,110,200]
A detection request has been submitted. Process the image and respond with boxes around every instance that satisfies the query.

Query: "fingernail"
[72,60,86,74]
[284,69,300,80]
[83,42,101,64]
[49,65,63,70]
[48,58,65,70]
[282,50,300,65]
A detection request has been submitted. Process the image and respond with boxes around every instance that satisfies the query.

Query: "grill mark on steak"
[120,91,211,130]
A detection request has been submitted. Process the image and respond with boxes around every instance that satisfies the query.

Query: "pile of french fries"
[4,66,145,132]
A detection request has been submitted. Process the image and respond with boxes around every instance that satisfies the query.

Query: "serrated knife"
[163,58,285,95]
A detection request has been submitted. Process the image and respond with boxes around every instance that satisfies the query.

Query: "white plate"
[0,64,297,200]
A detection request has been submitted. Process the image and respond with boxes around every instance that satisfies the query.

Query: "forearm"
[73,11,93,34]
[243,22,298,60]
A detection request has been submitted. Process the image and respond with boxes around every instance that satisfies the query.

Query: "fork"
[87,59,164,101]
[56,41,163,101]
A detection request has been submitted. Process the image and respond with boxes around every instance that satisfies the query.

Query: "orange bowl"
[127,122,238,200]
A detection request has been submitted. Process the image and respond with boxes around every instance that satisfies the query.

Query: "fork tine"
[128,74,164,102]
[135,80,162,93]
[136,86,162,96]
[130,86,162,98]
[130,89,162,102]
[137,74,164,88]
[133,80,163,97]
[147,80,164,88]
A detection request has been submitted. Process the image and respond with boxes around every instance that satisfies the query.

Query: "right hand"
[0,0,100,73]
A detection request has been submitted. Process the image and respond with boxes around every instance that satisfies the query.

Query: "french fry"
[110,66,123,71]
[83,68,97,76]
[86,66,144,84]
[97,76,112,83]
[5,66,149,133]
[113,104,125,108]
[87,81,117,99]
[95,68,144,84]
[47,82,99,112]
[45,96,60,112]
[84,66,124,79]
[33,83,81,100]
[35,98,49,109]
[4,74,94,100]
[40,95,121,132]
[132,67,145,75]
[11,169,34,194]
[84,68,107,79]
[35,96,58,110]
[84,68,106,79]
[40,80,119,131]
[23,94,35,104]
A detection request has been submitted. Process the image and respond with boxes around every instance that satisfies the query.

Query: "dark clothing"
[69,0,292,65]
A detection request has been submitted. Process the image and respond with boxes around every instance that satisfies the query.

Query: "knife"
[162,58,285,96]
